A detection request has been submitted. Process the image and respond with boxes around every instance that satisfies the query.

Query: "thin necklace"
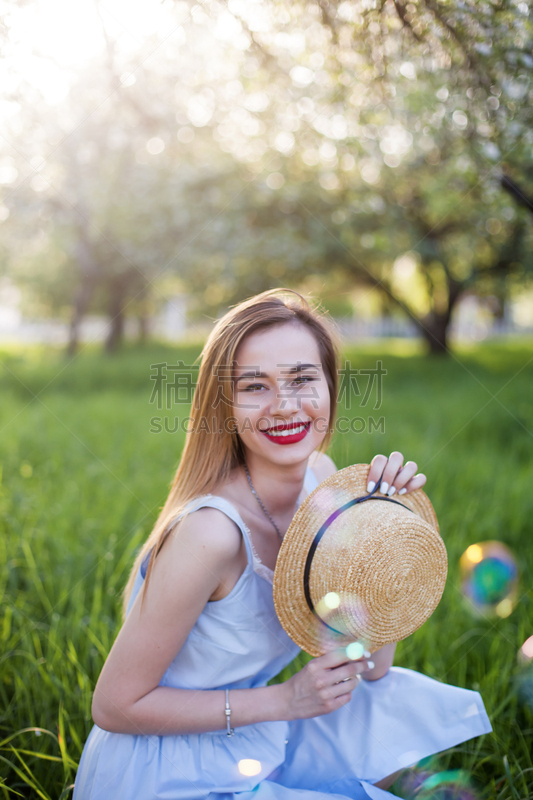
[243,463,283,540]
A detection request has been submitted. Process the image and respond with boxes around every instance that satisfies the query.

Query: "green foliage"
[1,340,532,797]
[1,0,532,352]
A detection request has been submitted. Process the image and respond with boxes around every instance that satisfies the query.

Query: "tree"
[0,0,531,355]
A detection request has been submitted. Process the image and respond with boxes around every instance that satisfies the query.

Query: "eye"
[242,383,265,392]
[291,376,316,386]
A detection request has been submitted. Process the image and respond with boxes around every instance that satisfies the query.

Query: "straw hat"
[273,463,447,657]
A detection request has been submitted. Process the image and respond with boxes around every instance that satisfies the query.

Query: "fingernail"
[380,482,389,494]
[387,485,396,496]
[366,481,375,493]
[367,661,375,670]
[363,650,371,658]
[398,488,407,495]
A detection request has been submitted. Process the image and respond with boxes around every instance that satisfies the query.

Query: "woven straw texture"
[273,463,447,657]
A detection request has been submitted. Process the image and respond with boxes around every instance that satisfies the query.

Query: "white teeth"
[266,424,306,437]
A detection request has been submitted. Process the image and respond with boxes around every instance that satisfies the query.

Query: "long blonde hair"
[121,287,341,619]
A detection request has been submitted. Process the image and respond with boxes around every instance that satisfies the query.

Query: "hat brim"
[273,463,446,657]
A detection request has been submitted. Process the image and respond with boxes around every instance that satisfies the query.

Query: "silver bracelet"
[225,689,234,737]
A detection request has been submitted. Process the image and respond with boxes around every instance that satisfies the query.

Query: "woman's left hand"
[366,452,426,497]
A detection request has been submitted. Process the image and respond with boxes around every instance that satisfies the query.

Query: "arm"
[92,503,373,735]
[91,508,288,735]
[362,642,397,681]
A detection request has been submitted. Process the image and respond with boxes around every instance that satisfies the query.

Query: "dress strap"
[140,495,255,579]
[140,468,321,579]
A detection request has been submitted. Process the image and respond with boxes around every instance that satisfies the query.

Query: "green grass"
[1,339,533,799]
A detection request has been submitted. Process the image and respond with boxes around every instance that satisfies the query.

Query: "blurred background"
[1,1,533,798]
[0,0,532,355]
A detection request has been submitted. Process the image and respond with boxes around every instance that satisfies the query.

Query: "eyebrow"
[235,363,320,381]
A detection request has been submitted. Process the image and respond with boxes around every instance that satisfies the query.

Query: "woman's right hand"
[282,647,373,720]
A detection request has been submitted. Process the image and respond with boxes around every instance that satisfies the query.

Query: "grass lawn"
[1,338,532,799]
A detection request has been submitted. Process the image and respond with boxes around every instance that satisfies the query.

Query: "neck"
[244,455,308,517]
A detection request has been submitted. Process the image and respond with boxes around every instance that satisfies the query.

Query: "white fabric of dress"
[73,465,493,799]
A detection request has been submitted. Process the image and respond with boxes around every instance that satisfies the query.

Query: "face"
[231,322,331,467]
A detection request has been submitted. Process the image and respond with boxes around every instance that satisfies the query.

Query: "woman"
[73,288,492,799]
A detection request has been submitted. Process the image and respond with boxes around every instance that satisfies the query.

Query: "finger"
[332,674,361,689]
[319,642,372,670]
[366,454,388,492]
[329,661,372,684]
[398,473,426,495]
[329,683,356,705]
[387,461,417,496]
[326,676,360,700]
[378,451,404,496]
[317,646,359,670]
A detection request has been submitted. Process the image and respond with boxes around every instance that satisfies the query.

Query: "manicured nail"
[363,650,371,658]
[367,661,375,669]
[380,482,389,494]
[387,485,396,496]
[366,481,375,493]
[398,488,407,495]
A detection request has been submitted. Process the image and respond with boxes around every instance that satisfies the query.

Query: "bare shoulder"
[92,505,245,729]
[166,504,244,562]
[308,451,338,482]
[132,504,244,615]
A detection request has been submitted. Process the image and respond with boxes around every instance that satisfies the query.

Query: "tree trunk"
[420,313,450,355]
[105,274,129,353]
[105,308,124,353]
[136,283,150,346]
[67,280,93,357]
[420,276,463,355]
[66,237,99,358]
[138,314,149,346]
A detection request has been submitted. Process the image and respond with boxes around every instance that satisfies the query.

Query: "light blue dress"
[73,466,493,800]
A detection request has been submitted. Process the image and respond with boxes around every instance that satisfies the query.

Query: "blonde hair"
[121,287,341,619]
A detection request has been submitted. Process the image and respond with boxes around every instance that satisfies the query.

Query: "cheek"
[232,394,266,424]
[307,383,331,411]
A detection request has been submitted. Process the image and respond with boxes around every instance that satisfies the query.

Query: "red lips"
[264,421,309,432]
[260,421,311,445]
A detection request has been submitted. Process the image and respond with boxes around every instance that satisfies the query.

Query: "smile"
[260,421,311,444]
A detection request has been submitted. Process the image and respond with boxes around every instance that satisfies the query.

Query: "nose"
[269,377,302,415]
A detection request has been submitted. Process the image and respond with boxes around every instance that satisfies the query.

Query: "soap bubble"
[314,591,371,655]
[518,635,533,665]
[459,541,518,618]
[346,641,365,660]
[397,765,480,799]
[516,667,533,710]
[515,636,533,711]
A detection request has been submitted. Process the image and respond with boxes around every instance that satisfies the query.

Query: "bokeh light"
[397,765,480,799]
[518,635,533,664]
[238,759,262,777]
[324,592,340,609]
[346,642,365,660]
[516,667,533,711]
[515,635,533,711]
[459,541,518,618]
[314,591,371,654]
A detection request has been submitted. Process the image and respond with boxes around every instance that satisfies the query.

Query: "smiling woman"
[231,322,331,471]
[73,288,492,800]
